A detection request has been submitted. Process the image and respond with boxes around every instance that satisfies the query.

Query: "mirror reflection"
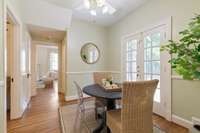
[81,43,100,64]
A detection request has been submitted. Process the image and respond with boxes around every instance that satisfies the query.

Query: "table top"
[83,84,122,100]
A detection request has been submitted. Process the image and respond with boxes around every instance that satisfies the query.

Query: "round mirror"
[80,43,100,64]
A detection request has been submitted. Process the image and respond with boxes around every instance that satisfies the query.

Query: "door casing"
[121,17,172,121]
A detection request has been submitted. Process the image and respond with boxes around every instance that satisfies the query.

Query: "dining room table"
[83,83,122,133]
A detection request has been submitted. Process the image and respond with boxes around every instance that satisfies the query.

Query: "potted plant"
[161,14,200,80]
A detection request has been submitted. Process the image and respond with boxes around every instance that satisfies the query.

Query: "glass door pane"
[143,32,161,102]
[143,26,165,117]
[123,34,141,81]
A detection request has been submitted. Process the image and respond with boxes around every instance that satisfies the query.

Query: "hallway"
[7,85,65,133]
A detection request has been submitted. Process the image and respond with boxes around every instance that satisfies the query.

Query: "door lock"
[11,78,14,83]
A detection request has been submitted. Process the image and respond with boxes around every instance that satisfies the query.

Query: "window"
[89,50,97,63]
[21,49,26,73]
[144,33,161,103]
[126,39,138,81]
[49,52,58,71]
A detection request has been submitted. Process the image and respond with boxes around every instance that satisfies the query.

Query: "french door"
[123,25,169,117]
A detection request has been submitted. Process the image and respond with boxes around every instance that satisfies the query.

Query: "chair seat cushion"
[107,109,122,133]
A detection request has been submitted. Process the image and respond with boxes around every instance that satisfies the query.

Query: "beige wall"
[66,19,109,97]
[108,0,200,121]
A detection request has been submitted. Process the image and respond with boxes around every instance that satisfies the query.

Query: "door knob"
[11,78,14,83]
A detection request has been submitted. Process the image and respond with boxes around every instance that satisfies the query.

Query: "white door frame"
[121,17,172,121]
[1,0,6,132]
[4,2,22,121]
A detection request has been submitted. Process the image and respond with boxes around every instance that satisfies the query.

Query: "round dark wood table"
[83,84,122,133]
[83,84,121,110]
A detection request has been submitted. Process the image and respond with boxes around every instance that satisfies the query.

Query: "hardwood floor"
[7,84,65,133]
[7,83,189,133]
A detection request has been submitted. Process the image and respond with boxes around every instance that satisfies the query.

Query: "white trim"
[121,17,172,121]
[172,75,183,80]
[65,95,77,101]
[0,81,4,87]
[65,95,90,101]
[121,17,172,41]
[172,114,193,129]
[192,117,200,126]
[1,0,6,132]
[32,40,58,46]
[66,71,121,75]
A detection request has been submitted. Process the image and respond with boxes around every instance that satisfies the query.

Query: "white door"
[122,34,141,81]
[21,32,31,110]
[123,25,170,118]
[142,26,166,116]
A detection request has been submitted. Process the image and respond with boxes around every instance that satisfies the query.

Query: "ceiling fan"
[75,0,116,16]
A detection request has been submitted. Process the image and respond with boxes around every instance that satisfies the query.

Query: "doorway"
[122,20,171,120]
[36,44,59,93]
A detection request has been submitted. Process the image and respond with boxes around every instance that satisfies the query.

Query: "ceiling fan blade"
[75,4,85,10]
[105,2,117,15]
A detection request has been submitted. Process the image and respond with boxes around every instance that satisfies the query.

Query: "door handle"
[27,73,31,78]
[11,78,14,83]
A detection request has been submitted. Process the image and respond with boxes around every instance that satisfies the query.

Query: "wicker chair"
[107,80,159,133]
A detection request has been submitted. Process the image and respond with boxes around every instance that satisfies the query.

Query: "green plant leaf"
[161,14,200,80]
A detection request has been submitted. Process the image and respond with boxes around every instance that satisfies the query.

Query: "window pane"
[152,33,161,46]
[144,48,151,61]
[126,73,131,81]
[154,89,160,103]
[126,62,136,72]
[144,74,151,80]
[131,73,137,81]
[152,61,160,74]
[144,36,151,48]
[127,51,136,61]
[127,40,137,51]
[152,75,160,88]
[152,47,160,60]
[49,52,58,71]
[144,62,151,74]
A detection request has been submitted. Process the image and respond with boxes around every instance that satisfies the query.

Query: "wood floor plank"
[7,84,189,133]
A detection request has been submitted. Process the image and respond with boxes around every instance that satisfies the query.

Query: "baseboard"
[65,95,91,101]
[172,114,193,129]
[65,95,78,101]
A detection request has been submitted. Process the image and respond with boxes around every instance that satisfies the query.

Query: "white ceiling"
[41,0,148,26]
[28,25,66,42]
[19,0,72,31]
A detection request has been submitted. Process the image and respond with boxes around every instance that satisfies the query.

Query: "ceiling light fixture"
[90,10,97,16]
[102,6,108,14]
[84,0,90,9]
[84,0,116,16]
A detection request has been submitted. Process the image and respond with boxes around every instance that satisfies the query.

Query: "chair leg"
[107,127,111,133]
[95,108,98,119]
